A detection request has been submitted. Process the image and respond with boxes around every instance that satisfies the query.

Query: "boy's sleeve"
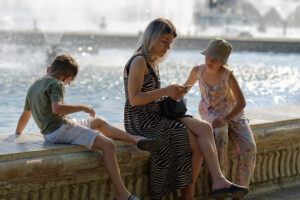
[24,95,31,111]
[49,82,65,103]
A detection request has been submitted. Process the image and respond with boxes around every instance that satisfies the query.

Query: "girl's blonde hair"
[135,18,177,63]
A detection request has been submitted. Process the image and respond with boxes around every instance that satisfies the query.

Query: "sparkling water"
[0,44,299,134]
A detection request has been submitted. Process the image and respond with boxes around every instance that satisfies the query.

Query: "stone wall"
[0,119,299,200]
[1,31,300,53]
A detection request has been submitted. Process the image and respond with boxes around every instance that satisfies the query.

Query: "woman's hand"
[212,116,228,128]
[166,84,187,100]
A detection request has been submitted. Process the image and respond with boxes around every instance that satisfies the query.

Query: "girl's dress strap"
[222,67,233,98]
[196,64,205,80]
[196,64,209,98]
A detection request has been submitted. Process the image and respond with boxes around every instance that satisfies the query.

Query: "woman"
[123,18,248,200]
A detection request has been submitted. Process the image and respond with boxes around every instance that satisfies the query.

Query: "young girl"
[183,38,257,199]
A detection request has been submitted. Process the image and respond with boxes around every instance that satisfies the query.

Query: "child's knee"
[91,117,108,130]
[94,136,116,152]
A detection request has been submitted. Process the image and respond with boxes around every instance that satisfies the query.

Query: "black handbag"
[148,62,187,119]
[159,97,187,119]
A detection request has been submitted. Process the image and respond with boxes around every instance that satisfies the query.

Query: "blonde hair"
[135,18,177,63]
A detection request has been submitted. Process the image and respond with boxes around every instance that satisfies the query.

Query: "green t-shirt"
[24,76,68,134]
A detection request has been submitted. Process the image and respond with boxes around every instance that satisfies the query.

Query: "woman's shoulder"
[124,54,148,77]
[131,54,147,66]
[126,54,148,74]
[127,54,148,71]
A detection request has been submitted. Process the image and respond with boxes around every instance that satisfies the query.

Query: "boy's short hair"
[50,54,79,78]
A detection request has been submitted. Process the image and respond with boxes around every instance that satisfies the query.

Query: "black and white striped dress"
[123,54,192,199]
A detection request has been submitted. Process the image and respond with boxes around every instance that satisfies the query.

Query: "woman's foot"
[136,137,161,153]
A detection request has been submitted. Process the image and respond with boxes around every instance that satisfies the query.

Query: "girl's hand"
[166,84,187,100]
[212,116,227,128]
[82,105,96,117]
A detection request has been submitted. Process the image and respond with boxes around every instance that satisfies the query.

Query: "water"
[1,0,300,38]
[0,43,299,134]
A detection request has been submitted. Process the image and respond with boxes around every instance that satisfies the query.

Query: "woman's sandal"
[137,138,161,153]
[210,184,249,199]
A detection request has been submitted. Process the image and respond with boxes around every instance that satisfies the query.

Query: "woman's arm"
[128,56,186,106]
[225,73,246,121]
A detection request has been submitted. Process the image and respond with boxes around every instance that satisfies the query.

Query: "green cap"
[201,38,232,64]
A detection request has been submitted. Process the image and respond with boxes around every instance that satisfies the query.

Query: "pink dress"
[197,64,256,187]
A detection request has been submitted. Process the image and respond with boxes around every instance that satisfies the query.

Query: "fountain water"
[0,0,299,134]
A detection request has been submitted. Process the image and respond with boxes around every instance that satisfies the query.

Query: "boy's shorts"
[43,117,104,150]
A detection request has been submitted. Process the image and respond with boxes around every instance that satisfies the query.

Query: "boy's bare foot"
[136,137,161,153]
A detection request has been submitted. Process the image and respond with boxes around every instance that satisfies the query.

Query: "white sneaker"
[128,195,140,200]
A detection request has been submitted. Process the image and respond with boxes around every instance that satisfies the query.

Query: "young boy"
[15,54,159,200]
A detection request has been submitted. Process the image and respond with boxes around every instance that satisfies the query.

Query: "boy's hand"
[212,116,227,128]
[15,131,22,136]
[82,105,96,117]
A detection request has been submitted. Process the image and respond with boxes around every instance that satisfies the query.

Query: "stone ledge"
[0,107,299,199]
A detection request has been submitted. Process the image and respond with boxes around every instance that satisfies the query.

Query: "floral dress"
[197,64,256,187]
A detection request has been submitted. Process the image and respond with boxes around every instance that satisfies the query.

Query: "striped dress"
[123,54,192,199]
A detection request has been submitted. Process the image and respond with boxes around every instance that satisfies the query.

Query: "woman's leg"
[181,133,203,200]
[180,117,233,190]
